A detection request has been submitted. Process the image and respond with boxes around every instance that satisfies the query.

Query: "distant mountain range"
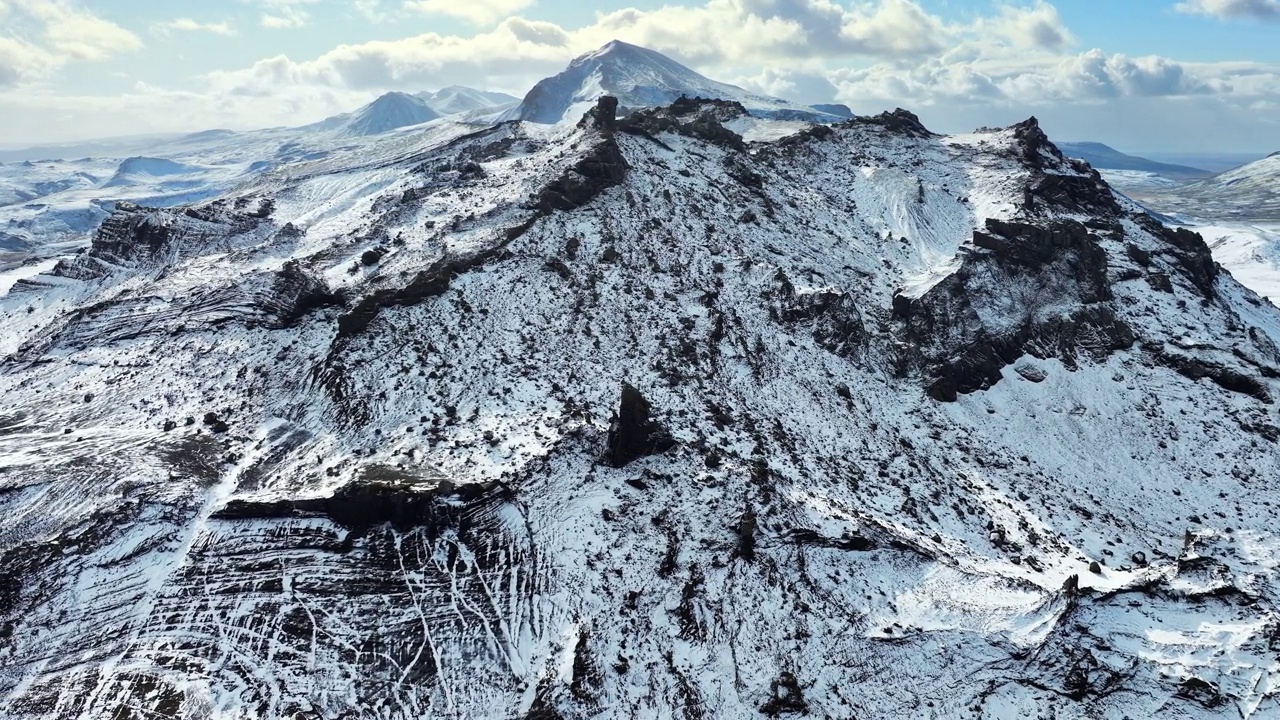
[313,87,520,137]
[1058,142,1210,179]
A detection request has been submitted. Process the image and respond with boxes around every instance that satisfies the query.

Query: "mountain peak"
[586,39,646,59]
[344,92,440,136]
[517,40,847,124]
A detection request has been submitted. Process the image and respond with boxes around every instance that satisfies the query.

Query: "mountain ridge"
[515,40,847,124]
[1,94,1279,718]
[1058,141,1210,178]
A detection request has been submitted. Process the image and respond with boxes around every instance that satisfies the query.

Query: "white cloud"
[255,0,318,29]
[13,0,142,61]
[355,0,394,23]
[208,16,572,97]
[0,0,141,86]
[152,18,235,37]
[405,0,535,26]
[1175,0,1280,19]
[971,1,1073,50]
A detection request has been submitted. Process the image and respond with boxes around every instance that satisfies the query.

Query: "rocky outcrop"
[768,270,866,361]
[619,99,749,152]
[850,108,933,138]
[604,384,675,468]
[216,475,510,535]
[895,219,1134,400]
[1142,218,1219,298]
[537,139,629,213]
[47,201,270,283]
[259,261,343,328]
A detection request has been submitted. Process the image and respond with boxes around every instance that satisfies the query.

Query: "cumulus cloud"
[0,0,141,87]
[207,16,572,96]
[970,1,1073,50]
[152,18,235,37]
[405,0,536,26]
[190,0,1280,120]
[582,0,950,65]
[14,0,142,61]
[1175,0,1280,19]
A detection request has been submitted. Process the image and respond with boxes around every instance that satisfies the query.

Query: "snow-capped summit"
[340,91,441,137]
[417,86,519,115]
[516,40,845,124]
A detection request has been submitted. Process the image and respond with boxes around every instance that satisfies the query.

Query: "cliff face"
[1,99,1279,719]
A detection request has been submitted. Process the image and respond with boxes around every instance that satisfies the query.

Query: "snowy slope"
[1149,153,1280,220]
[418,86,519,115]
[516,40,846,124]
[320,92,443,137]
[1,98,1279,720]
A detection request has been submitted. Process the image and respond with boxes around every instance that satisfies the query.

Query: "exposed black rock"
[1010,117,1065,170]
[1155,351,1272,403]
[1143,219,1219,299]
[604,384,675,468]
[619,99,748,152]
[760,672,808,716]
[202,412,229,434]
[580,95,619,133]
[788,528,874,551]
[737,508,757,561]
[895,219,1133,400]
[768,270,865,361]
[850,108,933,138]
[260,261,344,328]
[216,476,510,535]
[537,138,629,213]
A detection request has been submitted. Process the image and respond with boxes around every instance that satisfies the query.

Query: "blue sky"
[1,0,1278,151]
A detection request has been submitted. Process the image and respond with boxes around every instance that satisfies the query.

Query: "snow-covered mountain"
[417,86,519,115]
[1139,152,1280,220]
[516,40,847,124]
[321,91,443,137]
[1059,141,1209,180]
[2,95,1279,719]
[1180,153,1280,218]
[0,88,512,275]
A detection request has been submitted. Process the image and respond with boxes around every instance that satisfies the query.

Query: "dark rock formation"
[537,140,628,213]
[581,96,619,133]
[1141,218,1219,298]
[760,672,808,716]
[737,509,757,561]
[851,108,933,138]
[604,384,675,468]
[1156,351,1272,403]
[216,476,510,535]
[619,99,748,152]
[769,271,865,361]
[260,261,344,328]
[895,219,1133,401]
